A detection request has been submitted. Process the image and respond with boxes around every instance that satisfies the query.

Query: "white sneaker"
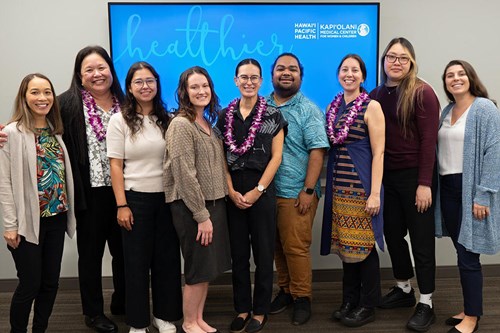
[153,317,177,333]
[129,327,149,333]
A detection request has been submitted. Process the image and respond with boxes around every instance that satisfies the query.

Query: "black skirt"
[170,198,231,284]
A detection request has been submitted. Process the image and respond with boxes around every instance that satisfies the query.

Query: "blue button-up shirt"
[267,91,329,198]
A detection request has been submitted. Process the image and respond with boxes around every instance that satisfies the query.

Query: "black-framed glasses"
[132,78,157,88]
[237,75,261,84]
[385,54,410,65]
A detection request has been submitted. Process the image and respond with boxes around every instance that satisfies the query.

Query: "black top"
[58,89,92,212]
[215,98,287,173]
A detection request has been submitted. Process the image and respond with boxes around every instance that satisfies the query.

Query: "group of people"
[0,36,499,333]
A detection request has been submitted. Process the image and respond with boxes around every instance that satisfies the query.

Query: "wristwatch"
[303,187,314,195]
[256,184,266,193]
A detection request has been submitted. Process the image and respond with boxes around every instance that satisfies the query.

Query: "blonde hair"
[10,73,63,134]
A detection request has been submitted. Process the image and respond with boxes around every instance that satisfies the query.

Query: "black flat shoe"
[245,315,268,333]
[331,302,357,321]
[379,286,416,309]
[406,303,436,332]
[84,315,118,333]
[447,321,479,333]
[445,317,463,326]
[230,313,251,333]
[341,306,375,327]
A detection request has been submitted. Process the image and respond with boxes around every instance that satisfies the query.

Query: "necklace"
[326,92,369,145]
[81,89,120,141]
[385,85,397,95]
[224,96,267,156]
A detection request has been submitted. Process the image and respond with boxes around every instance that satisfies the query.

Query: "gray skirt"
[170,198,231,284]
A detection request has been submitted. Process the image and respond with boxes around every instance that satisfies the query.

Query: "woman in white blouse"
[437,60,500,333]
[107,61,182,333]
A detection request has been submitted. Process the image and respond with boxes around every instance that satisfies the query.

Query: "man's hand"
[295,190,314,215]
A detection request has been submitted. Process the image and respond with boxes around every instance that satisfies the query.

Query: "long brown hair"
[175,66,220,124]
[381,37,424,138]
[442,60,492,103]
[11,73,63,134]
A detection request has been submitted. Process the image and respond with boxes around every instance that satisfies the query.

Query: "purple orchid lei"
[81,89,120,141]
[326,91,369,145]
[224,95,267,156]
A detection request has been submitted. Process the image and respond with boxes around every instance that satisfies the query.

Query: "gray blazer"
[0,122,76,245]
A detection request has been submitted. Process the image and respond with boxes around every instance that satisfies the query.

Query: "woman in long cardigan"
[436,60,500,333]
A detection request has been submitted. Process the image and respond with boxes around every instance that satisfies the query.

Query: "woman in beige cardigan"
[0,73,76,333]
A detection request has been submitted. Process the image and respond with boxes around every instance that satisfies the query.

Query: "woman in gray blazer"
[0,73,76,333]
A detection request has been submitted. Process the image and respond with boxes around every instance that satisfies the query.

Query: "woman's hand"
[197,219,213,246]
[117,207,134,231]
[473,203,490,220]
[229,189,252,210]
[4,230,20,249]
[242,188,262,206]
[365,194,381,216]
[0,123,7,148]
[415,185,432,213]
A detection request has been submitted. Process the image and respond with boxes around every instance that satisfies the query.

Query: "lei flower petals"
[224,95,267,156]
[326,92,369,145]
[81,89,120,141]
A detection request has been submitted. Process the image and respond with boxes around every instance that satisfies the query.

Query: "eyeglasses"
[385,54,410,65]
[132,78,157,88]
[237,75,261,84]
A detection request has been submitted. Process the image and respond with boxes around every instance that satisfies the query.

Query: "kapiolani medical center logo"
[294,22,370,39]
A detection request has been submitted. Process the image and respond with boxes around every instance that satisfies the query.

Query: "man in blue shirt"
[267,53,329,326]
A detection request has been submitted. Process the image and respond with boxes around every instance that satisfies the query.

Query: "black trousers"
[9,213,67,333]
[440,174,483,316]
[122,190,183,328]
[342,249,381,308]
[227,170,276,315]
[75,186,125,316]
[383,168,436,294]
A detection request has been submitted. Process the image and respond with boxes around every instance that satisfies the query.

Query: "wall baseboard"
[1,265,498,292]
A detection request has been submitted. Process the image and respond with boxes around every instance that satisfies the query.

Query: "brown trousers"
[274,196,319,300]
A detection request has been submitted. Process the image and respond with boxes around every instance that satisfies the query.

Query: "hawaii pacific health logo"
[357,23,370,37]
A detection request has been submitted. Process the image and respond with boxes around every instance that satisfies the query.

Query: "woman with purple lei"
[320,54,385,328]
[215,58,286,333]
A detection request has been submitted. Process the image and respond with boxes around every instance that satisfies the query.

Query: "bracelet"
[117,204,129,209]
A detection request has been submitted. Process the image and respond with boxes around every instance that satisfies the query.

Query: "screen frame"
[108,1,380,110]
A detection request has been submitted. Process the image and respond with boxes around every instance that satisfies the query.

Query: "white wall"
[1,0,499,280]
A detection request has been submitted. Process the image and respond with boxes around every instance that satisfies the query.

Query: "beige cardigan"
[0,122,76,245]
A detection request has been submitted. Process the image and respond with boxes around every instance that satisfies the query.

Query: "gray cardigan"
[435,97,500,254]
[0,122,76,245]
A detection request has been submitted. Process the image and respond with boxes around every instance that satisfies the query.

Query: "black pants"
[9,213,67,333]
[383,168,436,294]
[122,190,183,328]
[440,174,483,316]
[342,249,381,308]
[227,170,276,315]
[75,186,125,316]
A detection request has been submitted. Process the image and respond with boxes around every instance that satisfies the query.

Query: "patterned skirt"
[330,188,375,263]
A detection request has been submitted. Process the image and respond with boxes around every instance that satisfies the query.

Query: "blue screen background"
[109,3,379,111]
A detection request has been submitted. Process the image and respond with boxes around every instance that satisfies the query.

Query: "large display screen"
[108,2,379,110]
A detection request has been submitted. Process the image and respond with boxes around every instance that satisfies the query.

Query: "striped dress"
[326,97,375,263]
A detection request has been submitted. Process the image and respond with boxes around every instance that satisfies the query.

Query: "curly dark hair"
[122,61,170,138]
